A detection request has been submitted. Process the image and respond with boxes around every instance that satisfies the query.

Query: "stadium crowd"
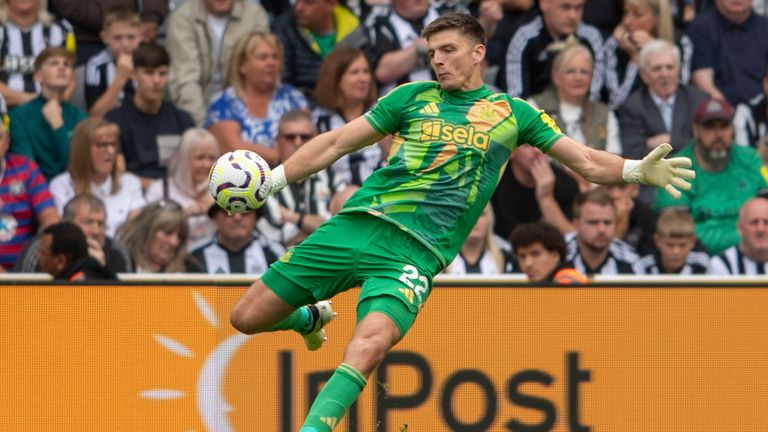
[1,0,767,281]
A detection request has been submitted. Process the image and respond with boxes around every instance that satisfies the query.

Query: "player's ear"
[472,43,486,64]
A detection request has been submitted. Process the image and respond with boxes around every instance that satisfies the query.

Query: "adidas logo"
[399,288,414,304]
[320,416,339,428]
[418,102,440,116]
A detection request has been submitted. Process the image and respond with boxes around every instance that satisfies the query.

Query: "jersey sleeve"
[511,98,565,153]
[364,84,415,135]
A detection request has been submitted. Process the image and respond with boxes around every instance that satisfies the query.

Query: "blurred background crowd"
[0,0,767,281]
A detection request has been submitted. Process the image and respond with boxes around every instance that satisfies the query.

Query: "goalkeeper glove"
[269,164,289,196]
[622,143,695,199]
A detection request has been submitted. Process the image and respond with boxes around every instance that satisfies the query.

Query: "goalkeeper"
[228,13,695,432]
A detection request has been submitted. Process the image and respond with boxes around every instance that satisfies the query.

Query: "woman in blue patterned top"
[206,32,308,166]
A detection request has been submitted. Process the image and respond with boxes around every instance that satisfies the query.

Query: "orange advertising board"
[1,284,767,432]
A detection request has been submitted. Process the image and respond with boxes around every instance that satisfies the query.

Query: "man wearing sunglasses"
[257,110,333,247]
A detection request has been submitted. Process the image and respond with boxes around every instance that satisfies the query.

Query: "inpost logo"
[420,119,490,151]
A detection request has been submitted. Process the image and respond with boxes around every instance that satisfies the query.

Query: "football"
[208,150,272,214]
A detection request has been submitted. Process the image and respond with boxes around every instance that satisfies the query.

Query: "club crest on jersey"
[539,110,562,134]
[420,119,490,151]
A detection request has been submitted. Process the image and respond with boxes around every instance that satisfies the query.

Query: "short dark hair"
[509,221,566,259]
[572,188,615,220]
[133,43,169,69]
[43,221,89,263]
[34,46,75,72]
[421,13,486,46]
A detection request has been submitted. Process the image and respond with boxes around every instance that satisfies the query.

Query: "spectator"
[206,32,308,166]
[491,143,580,239]
[602,183,657,256]
[14,193,133,274]
[0,0,75,107]
[509,221,588,283]
[618,40,708,204]
[258,110,332,246]
[444,205,507,274]
[687,0,768,106]
[49,0,168,64]
[273,0,367,96]
[502,0,604,99]
[640,206,709,274]
[529,42,621,153]
[0,118,58,270]
[654,97,768,254]
[733,73,768,163]
[312,46,385,191]
[48,117,145,237]
[367,0,440,94]
[167,0,269,126]
[84,6,142,117]
[603,0,693,108]
[566,188,645,275]
[106,43,195,188]
[189,203,285,274]
[709,197,768,274]
[117,199,202,273]
[9,47,86,181]
[145,128,218,245]
[37,221,117,281]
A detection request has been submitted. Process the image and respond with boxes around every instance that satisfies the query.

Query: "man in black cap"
[188,204,285,274]
[655,97,768,255]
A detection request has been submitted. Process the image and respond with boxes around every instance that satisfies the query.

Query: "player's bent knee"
[230,307,260,335]
[344,334,390,374]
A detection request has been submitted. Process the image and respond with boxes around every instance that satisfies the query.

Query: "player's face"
[428,29,483,91]
[552,51,592,102]
[654,234,695,272]
[277,120,315,161]
[241,41,281,89]
[639,48,680,99]
[621,2,656,33]
[215,211,257,243]
[189,142,218,186]
[35,56,74,90]
[89,126,118,180]
[516,242,561,282]
[693,120,733,167]
[72,205,107,247]
[575,202,616,252]
[204,0,234,17]
[102,22,143,56]
[339,55,372,105]
[149,226,182,268]
[134,66,169,103]
[540,0,585,37]
[738,199,768,257]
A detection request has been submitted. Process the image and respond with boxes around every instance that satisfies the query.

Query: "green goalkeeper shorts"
[260,212,442,336]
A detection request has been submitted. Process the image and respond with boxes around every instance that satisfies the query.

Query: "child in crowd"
[640,207,710,274]
[85,6,143,116]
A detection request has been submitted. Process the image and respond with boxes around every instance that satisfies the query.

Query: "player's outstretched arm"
[270,116,384,194]
[547,136,695,199]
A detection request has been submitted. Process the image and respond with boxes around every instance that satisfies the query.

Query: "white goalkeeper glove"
[622,143,695,199]
[269,164,289,196]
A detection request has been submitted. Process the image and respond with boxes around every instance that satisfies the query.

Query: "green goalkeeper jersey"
[341,81,564,266]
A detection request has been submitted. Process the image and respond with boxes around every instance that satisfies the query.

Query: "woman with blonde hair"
[312,46,386,191]
[49,117,146,236]
[444,205,509,275]
[604,0,693,108]
[145,128,219,245]
[117,199,202,273]
[206,31,307,166]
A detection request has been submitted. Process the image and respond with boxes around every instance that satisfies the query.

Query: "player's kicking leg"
[230,278,336,350]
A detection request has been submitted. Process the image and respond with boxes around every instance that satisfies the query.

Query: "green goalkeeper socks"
[269,305,315,334]
[302,363,368,431]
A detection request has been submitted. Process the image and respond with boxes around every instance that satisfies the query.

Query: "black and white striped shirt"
[188,234,285,274]
[0,19,74,94]
[84,48,135,109]
[565,232,645,275]
[709,245,768,275]
[504,15,605,99]
[640,251,710,274]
